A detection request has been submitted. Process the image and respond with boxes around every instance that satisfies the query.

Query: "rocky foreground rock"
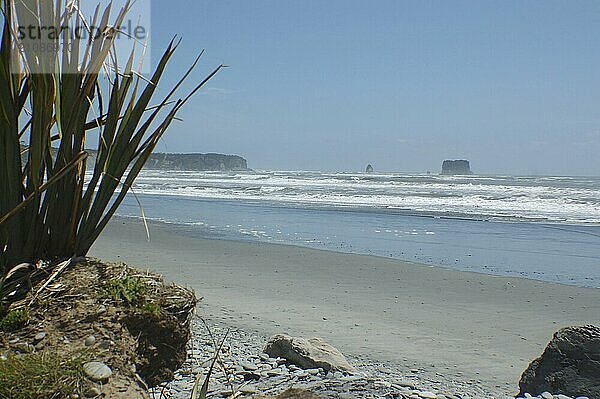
[517,325,599,399]
[264,334,355,373]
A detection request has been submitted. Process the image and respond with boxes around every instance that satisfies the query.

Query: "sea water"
[114,170,600,288]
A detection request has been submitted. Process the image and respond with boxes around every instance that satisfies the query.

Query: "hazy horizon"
[149,0,600,176]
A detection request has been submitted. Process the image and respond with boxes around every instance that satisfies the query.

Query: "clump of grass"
[103,276,149,306]
[0,352,88,399]
[140,302,162,317]
[0,307,29,332]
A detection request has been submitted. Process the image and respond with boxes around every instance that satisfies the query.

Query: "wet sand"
[90,217,600,394]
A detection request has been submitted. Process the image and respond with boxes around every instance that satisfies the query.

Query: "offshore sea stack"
[441,159,472,175]
[517,325,600,398]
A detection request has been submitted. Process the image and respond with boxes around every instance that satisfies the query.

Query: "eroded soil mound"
[0,258,196,399]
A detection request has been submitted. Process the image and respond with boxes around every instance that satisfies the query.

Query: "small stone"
[418,392,437,399]
[98,340,111,350]
[242,372,260,381]
[84,336,96,347]
[556,395,572,399]
[83,361,112,382]
[33,332,46,342]
[219,389,234,397]
[374,380,392,388]
[394,380,416,389]
[306,368,320,375]
[267,369,284,377]
[84,387,101,398]
[241,361,258,371]
[541,393,553,399]
[239,386,257,395]
[294,370,309,378]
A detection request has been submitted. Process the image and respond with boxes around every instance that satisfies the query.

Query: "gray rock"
[83,361,112,382]
[84,335,96,347]
[98,340,111,350]
[33,332,46,342]
[264,334,354,373]
[418,392,438,399]
[518,325,600,399]
[84,387,101,398]
[241,361,258,371]
[541,392,553,399]
[239,386,257,395]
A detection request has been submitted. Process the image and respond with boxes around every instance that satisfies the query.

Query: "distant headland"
[144,152,248,171]
[21,145,249,171]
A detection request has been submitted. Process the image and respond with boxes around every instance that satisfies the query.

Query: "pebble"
[418,392,437,399]
[98,340,111,350]
[239,386,257,394]
[241,361,258,371]
[33,332,46,342]
[84,335,96,347]
[83,361,113,381]
[84,387,101,398]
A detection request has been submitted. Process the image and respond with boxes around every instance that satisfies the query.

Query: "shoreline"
[115,213,599,290]
[90,216,600,396]
[115,194,600,289]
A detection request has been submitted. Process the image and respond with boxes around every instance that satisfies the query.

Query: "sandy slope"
[91,217,600,395]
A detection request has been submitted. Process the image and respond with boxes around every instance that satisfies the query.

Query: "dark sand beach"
[90,217,600,395]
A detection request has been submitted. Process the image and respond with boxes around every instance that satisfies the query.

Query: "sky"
[148,0,600,175]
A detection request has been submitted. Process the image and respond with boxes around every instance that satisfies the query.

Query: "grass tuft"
[0,307,29,332]
[103,276,149,306]
[140,302,162,317]
[0,352,88,399]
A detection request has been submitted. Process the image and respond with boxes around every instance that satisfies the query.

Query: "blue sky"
[149,0,600,175]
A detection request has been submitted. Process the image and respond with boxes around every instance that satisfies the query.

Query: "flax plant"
[0,0,224,306]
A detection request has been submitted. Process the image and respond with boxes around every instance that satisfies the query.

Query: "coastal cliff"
[21,146,248,171]
[144,153,248,171]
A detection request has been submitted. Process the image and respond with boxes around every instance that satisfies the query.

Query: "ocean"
[114,170,600,288]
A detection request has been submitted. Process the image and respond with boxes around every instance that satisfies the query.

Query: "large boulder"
[264,334,354,373]
[517,325,600,398]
